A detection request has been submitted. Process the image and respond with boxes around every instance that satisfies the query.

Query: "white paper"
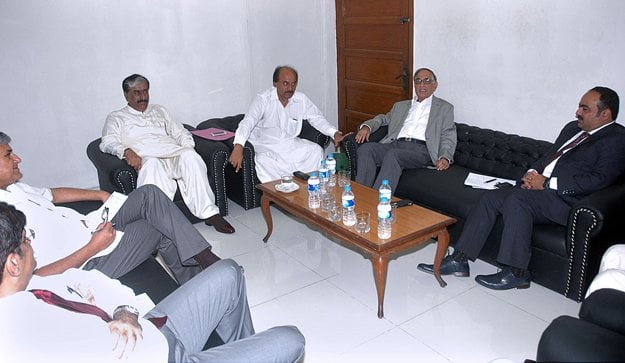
[82,192,128,261]
[464,172,516,190]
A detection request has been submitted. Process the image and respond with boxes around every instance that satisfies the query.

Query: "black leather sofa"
[86,124,231,221]
[196,115,331,210]
[535,288,625,361]
[342,123,625,301]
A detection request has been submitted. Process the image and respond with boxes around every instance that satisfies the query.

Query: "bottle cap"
[311,171,317,177]
[382,179,389,184]
[344,185,351,191]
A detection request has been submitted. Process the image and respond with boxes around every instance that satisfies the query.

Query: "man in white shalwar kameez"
[100,74,234,234]
[229,66,342,182]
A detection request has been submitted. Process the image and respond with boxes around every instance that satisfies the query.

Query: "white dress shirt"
[396,95,433,140]
[0,269,167,362]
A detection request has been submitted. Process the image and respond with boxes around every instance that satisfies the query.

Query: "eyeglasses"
[23,228,35,242]
[414,78,436,85]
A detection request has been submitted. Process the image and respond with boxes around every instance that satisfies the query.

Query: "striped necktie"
[538,132,589,173]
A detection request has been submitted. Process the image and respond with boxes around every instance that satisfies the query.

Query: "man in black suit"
[418,86,625,290]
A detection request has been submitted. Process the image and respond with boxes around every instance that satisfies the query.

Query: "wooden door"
[335,0,413,132]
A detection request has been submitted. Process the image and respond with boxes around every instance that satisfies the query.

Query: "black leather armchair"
[196,115,331,210]
[536,288,625,361]
[342,123,625,300]
[86,124,231,221]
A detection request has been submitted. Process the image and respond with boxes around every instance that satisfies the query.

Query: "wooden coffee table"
[256,177,456,318]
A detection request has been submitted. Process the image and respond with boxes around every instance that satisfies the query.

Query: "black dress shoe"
[475,267,530,290]
[417,255,470,277]
[205,215,235,234]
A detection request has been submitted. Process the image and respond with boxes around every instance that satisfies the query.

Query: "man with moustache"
[101,74,234,234]
[418,86,625,290]
[340,67,456,193]
[229,65,343,182]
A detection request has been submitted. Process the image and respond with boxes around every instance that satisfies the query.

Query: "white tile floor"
[194,202,580,363]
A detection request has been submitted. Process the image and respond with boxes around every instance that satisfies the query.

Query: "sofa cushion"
[455,123,552,180]
[396,165,489,219]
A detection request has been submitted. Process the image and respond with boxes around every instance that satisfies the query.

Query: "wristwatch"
[543,177,551,189]
[114,305,139,318]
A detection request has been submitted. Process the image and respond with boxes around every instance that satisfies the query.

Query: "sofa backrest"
[196,115,330,148]
[454,123,552,180]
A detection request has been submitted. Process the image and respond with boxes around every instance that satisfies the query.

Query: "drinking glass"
[338,170,351,187]
[355,211,370,233]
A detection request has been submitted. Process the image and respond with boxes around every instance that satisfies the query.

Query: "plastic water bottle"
[341,185,356,226]
[308,172,321,209]
[378,179,392,222]
[326,153,337,187]
[377,180,392,239]
[318,159,329,194]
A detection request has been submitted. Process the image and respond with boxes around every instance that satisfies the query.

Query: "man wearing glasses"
[341,68,456,193]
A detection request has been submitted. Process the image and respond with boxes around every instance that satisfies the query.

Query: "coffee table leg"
[434,229,450,288]
[260,195,273,243]
[372,255,389,319]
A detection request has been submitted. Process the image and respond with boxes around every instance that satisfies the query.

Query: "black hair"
[0,202,26,282]
[591,86,619,120]
[272,66,298,83]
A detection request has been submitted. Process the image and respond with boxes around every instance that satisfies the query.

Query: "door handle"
[395,65,409,91]
[400,17,411,24]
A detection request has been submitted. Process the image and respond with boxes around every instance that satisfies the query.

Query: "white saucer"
[275,183,299,193]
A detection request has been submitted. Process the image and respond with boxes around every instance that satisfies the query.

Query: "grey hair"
[122,74,150,92]
[0,132,11,145]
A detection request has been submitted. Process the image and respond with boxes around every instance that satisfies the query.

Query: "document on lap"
[83,192,128,261]
[464,172,516,190]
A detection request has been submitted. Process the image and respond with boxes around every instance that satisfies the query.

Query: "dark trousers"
[455,187,571,269]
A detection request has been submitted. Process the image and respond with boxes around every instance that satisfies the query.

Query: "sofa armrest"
[565,182,625,301]
[186,124,231,216]
[196,115,260,210]
[341,125,389,180]
[86,138,137,194]
[299,120,331,148]
[580,288,625,335]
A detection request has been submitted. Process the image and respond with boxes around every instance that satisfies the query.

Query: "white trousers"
[585,244,625,298]
[254,138,324,183]
[137,149,219,219]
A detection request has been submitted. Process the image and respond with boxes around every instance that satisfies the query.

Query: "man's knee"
[205,259,243,284]
[141,157,162,169]
[262,326,306,360]
[133,184,169,200]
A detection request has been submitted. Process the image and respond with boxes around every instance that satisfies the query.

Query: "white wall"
[0,0,337,188]
[414,0,625,142]
[2,0,623,189]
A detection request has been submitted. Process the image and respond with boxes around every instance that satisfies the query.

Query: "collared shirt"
[543,121,615,188]
[396,95,433,140]
[233,87,337,154]
[100,104,195,159]
[0,183,124,268]
[0,268,166,362]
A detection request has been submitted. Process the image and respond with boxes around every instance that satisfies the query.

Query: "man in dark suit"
[418,86,625,290]
[344,68,456,192]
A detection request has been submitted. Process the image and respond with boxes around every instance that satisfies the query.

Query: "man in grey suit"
[347,68,456,192]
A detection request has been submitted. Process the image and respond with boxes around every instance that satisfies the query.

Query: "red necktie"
[538,132,590,173]
[29,289,167,328]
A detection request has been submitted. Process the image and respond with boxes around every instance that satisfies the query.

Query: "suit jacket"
[533,120,625,205]
[360,95,456,164]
